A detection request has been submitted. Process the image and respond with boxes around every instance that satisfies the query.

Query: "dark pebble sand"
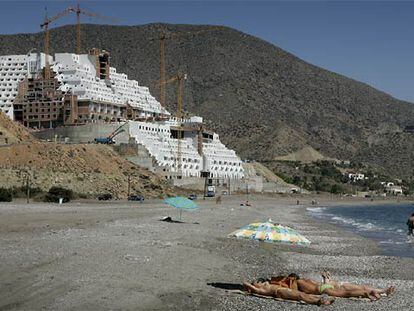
[0,195,413,310]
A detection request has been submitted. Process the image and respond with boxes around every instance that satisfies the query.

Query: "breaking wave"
[331,216,380,231]
[306,207,326,213]
[306,203,414,258]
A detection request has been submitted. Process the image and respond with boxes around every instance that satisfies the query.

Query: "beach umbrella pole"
[164,196,198,221]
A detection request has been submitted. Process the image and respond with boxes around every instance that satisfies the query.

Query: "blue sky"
[1,0,413,103]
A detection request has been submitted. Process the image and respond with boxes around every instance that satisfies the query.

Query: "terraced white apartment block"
[0,53,50,118]
[53,53,168,117]
[129,120,244,179]
[0,51,243,179]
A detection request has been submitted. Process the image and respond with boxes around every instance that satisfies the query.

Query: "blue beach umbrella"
[164,196,198,220]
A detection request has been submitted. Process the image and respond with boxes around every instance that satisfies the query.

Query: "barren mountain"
[1,24,414,177]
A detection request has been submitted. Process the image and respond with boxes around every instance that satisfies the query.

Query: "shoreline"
[0,195,413,310]
[304,199,414,259]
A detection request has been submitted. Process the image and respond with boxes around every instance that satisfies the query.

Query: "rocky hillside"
[1,24,414,177]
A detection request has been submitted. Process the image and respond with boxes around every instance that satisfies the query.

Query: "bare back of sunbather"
[271,273,383,301]
[321,271,395,297]
[289,279,372,300]
[243,281,334,306]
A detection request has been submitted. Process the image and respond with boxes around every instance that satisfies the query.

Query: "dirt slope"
[0,110,175,198]
[0,142,174,198]
[0,111,33,145]
[243,162,290,186]
[274,146,327,163]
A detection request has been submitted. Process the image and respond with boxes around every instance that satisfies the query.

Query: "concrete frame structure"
[0,53,50,119]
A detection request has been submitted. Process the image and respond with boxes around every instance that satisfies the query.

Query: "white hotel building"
[0,50,244,179]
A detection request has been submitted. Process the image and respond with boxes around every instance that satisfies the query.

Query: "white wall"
[128,121,244,179]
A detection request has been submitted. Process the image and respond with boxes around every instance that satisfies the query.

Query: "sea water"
[307,203,414,258]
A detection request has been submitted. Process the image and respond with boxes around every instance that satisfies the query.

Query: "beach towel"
[228,289,305,304]
[228,288,372,303]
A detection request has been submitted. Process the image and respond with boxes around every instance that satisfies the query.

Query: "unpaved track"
[0,196,413,310]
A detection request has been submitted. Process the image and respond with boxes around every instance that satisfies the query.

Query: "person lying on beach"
[240,201,251,206]
[319,271,395,299]
[243,280,335,306]
[270,272,395,301]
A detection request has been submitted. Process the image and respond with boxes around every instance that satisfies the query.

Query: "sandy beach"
[0,195,413,310]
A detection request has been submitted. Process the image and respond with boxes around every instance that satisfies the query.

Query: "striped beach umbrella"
[164,196,198,220]
[228,220,310,245]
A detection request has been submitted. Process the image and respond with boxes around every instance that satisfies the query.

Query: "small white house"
[385,185,403,195]
[348,172,366,182]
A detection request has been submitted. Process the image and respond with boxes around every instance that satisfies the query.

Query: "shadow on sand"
[159,216,199,224]
[207,282,245,291]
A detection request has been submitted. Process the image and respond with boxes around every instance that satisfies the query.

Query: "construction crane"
[164,72,187,119]
[163,72,187,177]
[157,29,189,108]
[40,3,117,81]
[159,29,167,107]
[69,2,118,54]
[157,26,222,107]
[40,7,73,79]
[155,26,222,176]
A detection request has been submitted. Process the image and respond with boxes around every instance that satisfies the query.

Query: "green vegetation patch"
[44,187,74,203]
[0,188,12,202]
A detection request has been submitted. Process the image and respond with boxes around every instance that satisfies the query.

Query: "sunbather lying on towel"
[268,273,394,301]
[243,280,335,306]
[320,271,395,298]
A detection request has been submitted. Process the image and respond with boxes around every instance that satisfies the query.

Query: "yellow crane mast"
[40,7,73,79]
[157,26,222,108]
[159,30,167,107]
[163,72,187,177]
[156,27,223,176]
[70,2,118,54]
[156,28,224,173]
